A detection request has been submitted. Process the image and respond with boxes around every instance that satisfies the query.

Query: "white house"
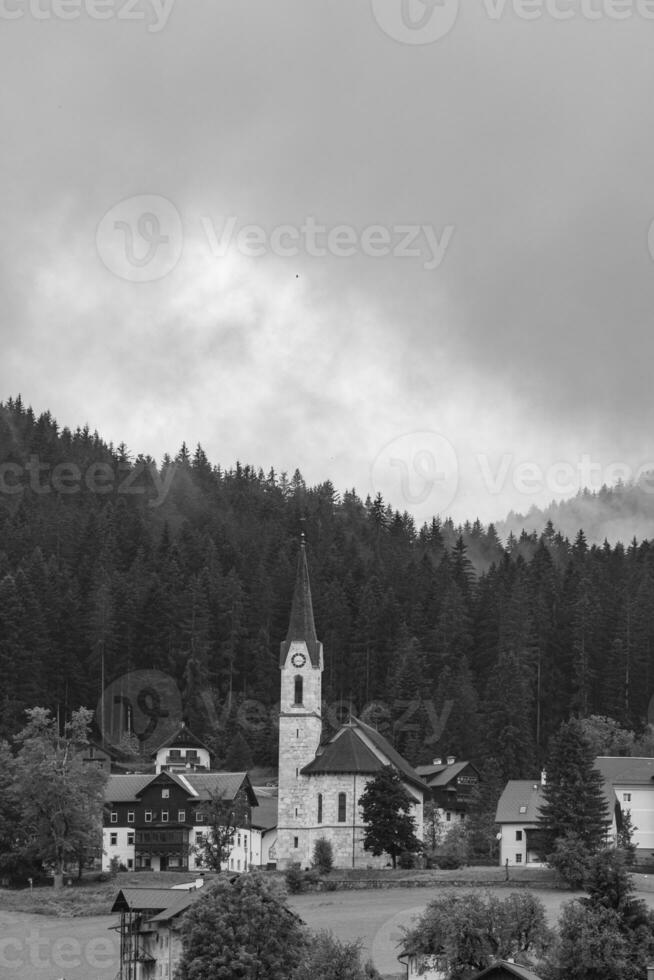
[495,780,546,868]
[595,756,654,861]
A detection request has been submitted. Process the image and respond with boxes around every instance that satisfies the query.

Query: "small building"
[416,757,481,824]
[111,879,205,980]
[471,962,543,979]
[152,724,213,775]
[250,791,278,868]
[495,780,546,868]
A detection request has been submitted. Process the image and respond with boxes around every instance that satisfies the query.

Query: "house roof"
[301,716,427,792]
[279,541,322,667]
[151,723,213,758]
[495,780,544,824]
[415,761,477,787]
[472,962,543,980]
[251,795,278,831]
[595,756,654,785]
[105,771,258,807]
[111,886,201,922]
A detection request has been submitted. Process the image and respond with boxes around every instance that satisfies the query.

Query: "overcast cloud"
[2,0,654,526]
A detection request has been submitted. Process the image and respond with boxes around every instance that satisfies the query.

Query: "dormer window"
[162,788,170,799]
[294,675,303,705]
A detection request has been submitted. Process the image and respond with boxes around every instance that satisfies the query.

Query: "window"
[127,832,135,846]
[317,793,323,824]
[196,831,204,844]
[178,810,186,823]
[294,837,299,848]
[446,812,451,822]
[127,811,135,824]
[161,811,169,823]
[519,805,527,814]
[244,835,248,849]
[237,859,241,870]
[127,859,133,869]
[516,854,523,863]
[338,793,346,823]
[145,810,153,823]
[516,830,523,841]
[237,834,241,847]
[196,812,204,822]
[162,788,170,799]
[294,675,303,705]
[110,811,118,824]
[110,833,117,846]
[623,793,632,802]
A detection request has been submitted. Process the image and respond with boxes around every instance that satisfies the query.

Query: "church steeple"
[279,536,321,666]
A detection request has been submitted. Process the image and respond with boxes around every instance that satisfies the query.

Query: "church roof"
[279,540,322,667]
[301,717,427,792]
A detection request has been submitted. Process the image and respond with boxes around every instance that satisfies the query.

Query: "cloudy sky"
[2,0,654,525]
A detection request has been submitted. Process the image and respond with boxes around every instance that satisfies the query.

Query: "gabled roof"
[151,723,213,758]
[473,962,543,980]
[301,717,427,792]
[111,886,200,921]
[495,780,544,824]
[415,761,478,787]
[105,771,258,807]
[279,541,322,667]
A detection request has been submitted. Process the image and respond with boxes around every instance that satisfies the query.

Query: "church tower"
[276,537,323,869]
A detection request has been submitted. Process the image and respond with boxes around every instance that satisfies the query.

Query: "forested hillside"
[1,395,654,779]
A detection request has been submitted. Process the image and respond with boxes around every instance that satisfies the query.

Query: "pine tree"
[358,765,421,868]
[538,718,611,862]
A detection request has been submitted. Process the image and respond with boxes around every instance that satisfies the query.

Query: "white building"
[495,780,546,868]
[595,755,654,861]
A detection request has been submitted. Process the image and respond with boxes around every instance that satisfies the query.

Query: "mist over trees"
[2,396,654,776]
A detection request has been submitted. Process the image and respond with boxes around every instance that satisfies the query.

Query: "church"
[276,539,426,869]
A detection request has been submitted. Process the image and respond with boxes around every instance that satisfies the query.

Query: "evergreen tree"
[358,766,421,868]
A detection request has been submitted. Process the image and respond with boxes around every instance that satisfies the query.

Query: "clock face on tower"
[291,651,307,668]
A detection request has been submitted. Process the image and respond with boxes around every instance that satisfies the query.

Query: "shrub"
[312,837,334,875]
[285,865,305,893]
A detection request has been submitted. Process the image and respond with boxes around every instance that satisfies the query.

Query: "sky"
[2,0,654,526]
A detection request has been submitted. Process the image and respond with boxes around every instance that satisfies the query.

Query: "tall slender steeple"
[279,534,321,667]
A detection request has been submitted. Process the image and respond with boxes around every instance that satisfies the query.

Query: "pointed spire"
[280,536,321,666]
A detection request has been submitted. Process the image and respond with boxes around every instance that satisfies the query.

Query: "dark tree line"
[2,395,654,777]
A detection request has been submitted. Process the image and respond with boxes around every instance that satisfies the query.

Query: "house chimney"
[447,756,455,765]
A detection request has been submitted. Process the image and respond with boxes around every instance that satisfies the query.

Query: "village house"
[495,779,546,868]
[416,757,481,825]
[102,765,259,873]
[595,755,654,862]
[111,878,205,980]
[398,953,543,980]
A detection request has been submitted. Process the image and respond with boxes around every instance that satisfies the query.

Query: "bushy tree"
[401,890,551,979]
[358,766,421,869]
[192,787,250,872]
[175,873,307,980]
[12,707,106,888]
[312,837,334,875]
[293,931,381,980]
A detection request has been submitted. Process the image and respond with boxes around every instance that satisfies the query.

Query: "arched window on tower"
[317,793,323,823]
[294,675,303,705]
[338,792,346,822]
